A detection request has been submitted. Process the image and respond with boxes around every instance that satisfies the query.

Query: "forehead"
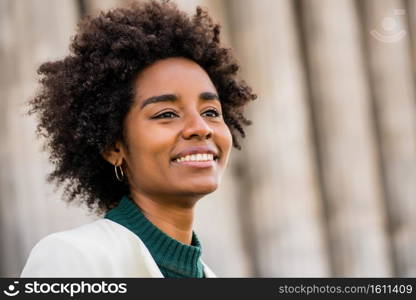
[134,57,216,94]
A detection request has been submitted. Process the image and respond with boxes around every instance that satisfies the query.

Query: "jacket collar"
[103,218,216,278]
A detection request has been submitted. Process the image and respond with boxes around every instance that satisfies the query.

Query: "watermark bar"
[0,278,415,299]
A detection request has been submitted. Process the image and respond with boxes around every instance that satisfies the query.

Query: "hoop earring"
[114,164,124,182]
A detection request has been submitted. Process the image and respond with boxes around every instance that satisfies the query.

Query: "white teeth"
[175,153,215,162]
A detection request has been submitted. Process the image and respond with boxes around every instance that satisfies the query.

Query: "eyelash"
[152,109,222,119]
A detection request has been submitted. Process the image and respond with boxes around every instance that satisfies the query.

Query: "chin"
[183,180,219,196]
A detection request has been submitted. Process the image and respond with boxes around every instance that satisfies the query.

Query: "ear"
[101,140,125,166]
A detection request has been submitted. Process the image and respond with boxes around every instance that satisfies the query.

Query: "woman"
[21,0,256,278]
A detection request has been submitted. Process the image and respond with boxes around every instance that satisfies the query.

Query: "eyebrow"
[140,92,219,110]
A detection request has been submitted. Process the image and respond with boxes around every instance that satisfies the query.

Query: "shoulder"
[25,219,123,257]
[21,219,162,277]
[34,218,127,249]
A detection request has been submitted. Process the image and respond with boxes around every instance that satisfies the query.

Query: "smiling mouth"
[170,153,219,168]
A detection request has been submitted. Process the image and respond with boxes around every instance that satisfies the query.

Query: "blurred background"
[1,0,415,277]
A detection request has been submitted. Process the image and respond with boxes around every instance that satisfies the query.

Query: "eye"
[152,111,179,119]
[202,109,222,118]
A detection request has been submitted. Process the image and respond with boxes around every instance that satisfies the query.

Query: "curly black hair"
[28,0,256,214]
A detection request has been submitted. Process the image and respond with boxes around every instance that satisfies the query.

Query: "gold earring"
[114,163,124,182]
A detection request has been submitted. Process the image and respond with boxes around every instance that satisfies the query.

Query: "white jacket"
[20,219,216,278]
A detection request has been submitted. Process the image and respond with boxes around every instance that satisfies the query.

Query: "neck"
[129,190,198,245]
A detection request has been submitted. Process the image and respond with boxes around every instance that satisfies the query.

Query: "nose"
[181,112,213,140]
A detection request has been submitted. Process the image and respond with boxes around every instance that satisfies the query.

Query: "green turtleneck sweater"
[104,195,205,278]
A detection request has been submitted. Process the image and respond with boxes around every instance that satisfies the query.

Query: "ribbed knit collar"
[104,195,204,278]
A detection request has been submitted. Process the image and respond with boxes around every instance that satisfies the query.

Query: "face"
[116,57,232,203]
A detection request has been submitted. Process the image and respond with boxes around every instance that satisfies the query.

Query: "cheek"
[217,124,233,159]
[127,124,175,170]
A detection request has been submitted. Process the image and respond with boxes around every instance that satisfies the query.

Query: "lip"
[171,145,219,161]
[171,160,216,168]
